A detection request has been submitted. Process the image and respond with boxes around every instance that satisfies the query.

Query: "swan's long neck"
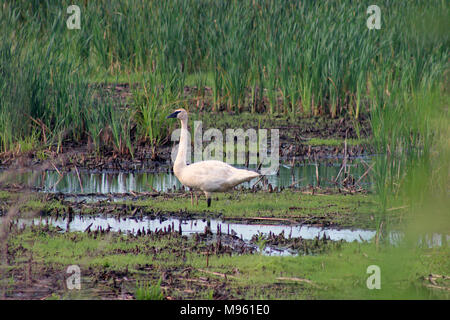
[174,118,188,174]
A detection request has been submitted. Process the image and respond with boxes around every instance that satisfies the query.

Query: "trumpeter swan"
[167,108,260,207]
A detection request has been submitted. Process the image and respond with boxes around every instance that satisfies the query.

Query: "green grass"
[205,242,449,299]
[135,279,164,300]
[370,84,450,237]
[0,0,448,300]
[306,138,369,147]
[0,189,379,229]
[0,191,66,214]
[5,226,448,299]
[126,191,379,229]
[0,1,448,152]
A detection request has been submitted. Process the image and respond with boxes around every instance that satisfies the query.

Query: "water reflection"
[18,216,449,249]
[19,216,376,242]
[4,158,373,194]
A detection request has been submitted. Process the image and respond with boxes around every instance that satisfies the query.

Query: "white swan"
[167,108,260,207]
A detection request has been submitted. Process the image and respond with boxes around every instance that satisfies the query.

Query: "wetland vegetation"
[0,0,449,300]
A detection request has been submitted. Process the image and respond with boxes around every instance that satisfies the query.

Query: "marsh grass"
[5,225,448,299]
[1,1,448,153]
[135,279,164,300]
[132,74,181,148]
[124,191,379,229]
[370,84,450,242]
[0,3,449,291]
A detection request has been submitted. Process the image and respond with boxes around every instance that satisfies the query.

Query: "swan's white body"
[168,109,260,206]
[175,160,259,193]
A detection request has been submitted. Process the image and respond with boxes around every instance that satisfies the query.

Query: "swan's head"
[166,108,188,120]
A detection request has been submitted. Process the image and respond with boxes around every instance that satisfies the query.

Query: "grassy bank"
[0,189,380,229]
[2,225,448,299]
[128,191,378,229]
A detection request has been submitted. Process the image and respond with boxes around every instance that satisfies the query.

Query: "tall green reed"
[1,0,448,153]
[133,72,180,148]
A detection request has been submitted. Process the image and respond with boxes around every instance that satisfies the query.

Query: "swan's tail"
[228,168,260,186]
[237,169,260,181]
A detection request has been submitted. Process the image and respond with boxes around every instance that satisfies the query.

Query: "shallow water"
[16,216,448,256]
[19,215,376,256]
[45,216,376,242]
[6,158,372,194]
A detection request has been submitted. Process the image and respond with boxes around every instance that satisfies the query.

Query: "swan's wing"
[179,160,259,191]
[183,161,237,184]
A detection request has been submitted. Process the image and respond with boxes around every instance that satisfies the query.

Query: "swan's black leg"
[204,192,212,207]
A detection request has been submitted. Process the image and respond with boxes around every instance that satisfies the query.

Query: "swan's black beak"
[166,111,180,119]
